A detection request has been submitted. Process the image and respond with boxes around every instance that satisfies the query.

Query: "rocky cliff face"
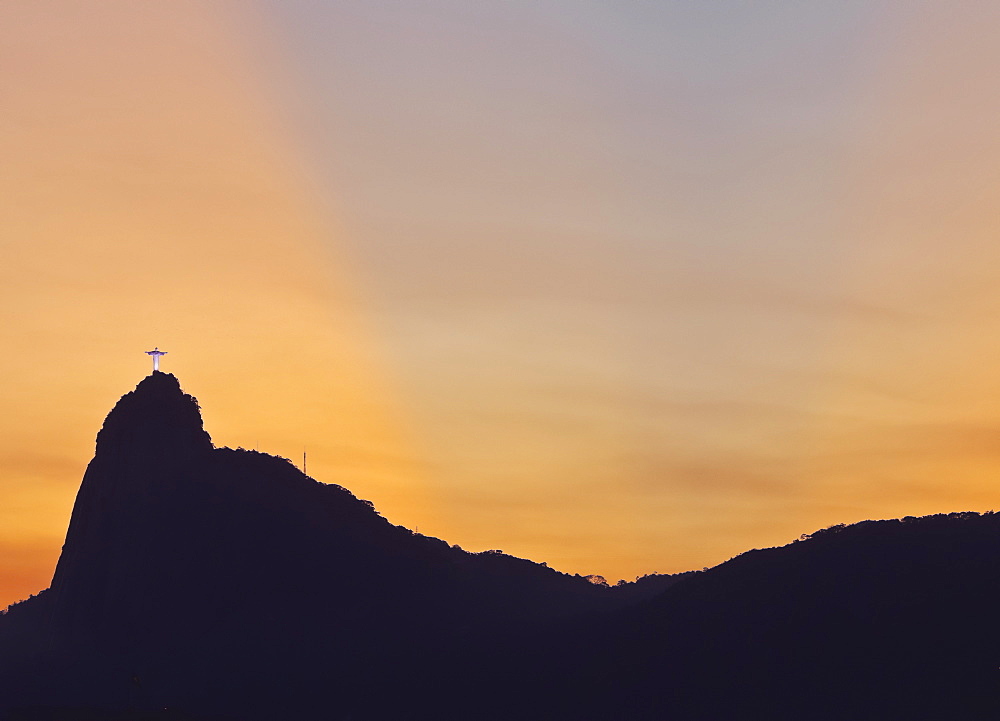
[48,372,214,641]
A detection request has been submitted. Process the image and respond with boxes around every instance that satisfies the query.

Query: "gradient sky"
[4,1,1000,608]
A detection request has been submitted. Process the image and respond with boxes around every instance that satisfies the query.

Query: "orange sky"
[0,1,431,607]
[4,1,1000,609]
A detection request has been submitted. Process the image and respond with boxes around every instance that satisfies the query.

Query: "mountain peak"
[137,369,181,389]
[94,371,212,458]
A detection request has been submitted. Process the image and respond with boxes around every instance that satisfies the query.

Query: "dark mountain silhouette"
[484,512,1000,720]
[2,372,1000,719]
[0,373,627,719]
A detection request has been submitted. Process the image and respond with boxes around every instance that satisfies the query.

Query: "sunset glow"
[4,1,1000,609]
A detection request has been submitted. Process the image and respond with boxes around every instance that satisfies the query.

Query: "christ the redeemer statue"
[145,347,167,372]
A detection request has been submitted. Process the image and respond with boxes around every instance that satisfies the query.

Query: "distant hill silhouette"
[490,512,1000,720]
[2,373,999,719]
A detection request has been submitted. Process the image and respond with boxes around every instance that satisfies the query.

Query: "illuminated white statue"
[145,347,167,372]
